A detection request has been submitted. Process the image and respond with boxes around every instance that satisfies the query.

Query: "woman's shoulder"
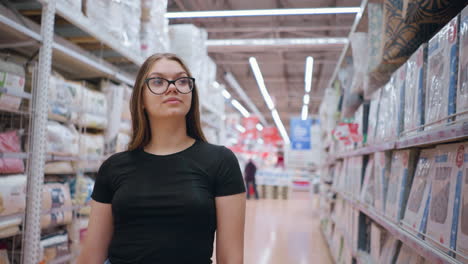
[197,141,233,156]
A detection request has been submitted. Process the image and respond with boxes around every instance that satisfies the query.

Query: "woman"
[78,53,246,264]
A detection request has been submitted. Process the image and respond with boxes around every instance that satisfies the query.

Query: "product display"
[0,130,24,174]
[0,174,26,217]
[69,175,94,216]
[376,76,398,141]
[0,59,25,111]
[44,161,75,175]
[46,121,79,156]
[140,0,169,58]
[40,233,70,263]
[48,75,76,122]
[371,222,386,263]
[385,149,418,223]
[120,86,132,135]
[404,44,427,136]
[102,80,124,154]
[426,16,460,130]
[426,143,463,254]
[367,89,381,145]
[380,236,400,264]
[361,156,375,206]
[374,151,391,214]
[402,149,436,237]
[78,133,105,171]
[457,143,468,263]
[41,183,73,228]
[78,88,108,130]
[396,244,425,264]
[459,6,468,121]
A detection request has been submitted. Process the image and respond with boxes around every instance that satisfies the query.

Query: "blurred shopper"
[244,158,259,199]
[78,53,246,264]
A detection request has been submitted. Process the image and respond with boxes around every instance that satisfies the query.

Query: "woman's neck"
[145,117,195,155]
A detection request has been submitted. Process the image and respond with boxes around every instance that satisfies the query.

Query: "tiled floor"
[242,192,333,264]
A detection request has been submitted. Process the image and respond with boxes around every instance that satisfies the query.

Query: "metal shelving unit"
[335,192,462,264]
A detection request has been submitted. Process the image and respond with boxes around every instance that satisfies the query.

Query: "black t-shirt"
[91,141,246,264]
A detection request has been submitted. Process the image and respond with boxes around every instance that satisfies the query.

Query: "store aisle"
[243,192,333,264]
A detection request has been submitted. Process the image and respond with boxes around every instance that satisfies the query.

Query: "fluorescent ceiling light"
[165,7,360,19]
[225,72,268,125]
[305,56,314,92]
[303,94,310,105]
[301,105,308,121]
[256,123,264,131]
[222,89,231,99]
[236,125,246,133]
[231,99,250,118]
[272,109,290,145]
[249,57,275,110]
[207,38,348,47]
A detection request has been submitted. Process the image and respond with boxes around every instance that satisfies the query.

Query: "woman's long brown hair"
[128,53,207,151]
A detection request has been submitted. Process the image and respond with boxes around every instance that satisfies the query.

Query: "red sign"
[262,127,281,144]
[456,145,465,168]
[242,116,259,139]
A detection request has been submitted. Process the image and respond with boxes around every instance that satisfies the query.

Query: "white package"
[140,0,169,57]
[402,149,436,237]
[0,174,26,216]
[404,44,427,136]
[46,121,79,156]
[78,133,105,171]
[371,222,386,263]
[77,88,108,130]
[361,156,375,206]
[350,32,369,93]
[368,89,382,145]
[426,143,461,253]
[0,59,25,111]
[395,244,425,264]
[426,16,460,130]
[385,149,418,223]
[457,144,468,263]
[376,76,398,141]
[169,24,208,82]
[395,64,407,137]
[458,6,468,121]
[380,236,400,264]
[374,151,391,214]
[103,81,124,154]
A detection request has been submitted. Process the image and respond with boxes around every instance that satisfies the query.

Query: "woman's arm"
[215,193,246,264]
[77,200,113,264]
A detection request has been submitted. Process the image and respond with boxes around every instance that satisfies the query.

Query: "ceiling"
[167,0,360,129]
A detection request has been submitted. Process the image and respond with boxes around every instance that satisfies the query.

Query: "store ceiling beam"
[206,25,351,33]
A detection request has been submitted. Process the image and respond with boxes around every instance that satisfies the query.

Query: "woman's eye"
[152,79,164,86]
[178,79,188,85]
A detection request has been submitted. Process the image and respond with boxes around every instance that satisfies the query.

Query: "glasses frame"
[145,77,196,95]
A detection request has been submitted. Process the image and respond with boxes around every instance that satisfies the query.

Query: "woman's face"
[143,58,192,119]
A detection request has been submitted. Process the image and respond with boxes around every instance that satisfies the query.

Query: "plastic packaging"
[41,183,73,228]
[78,88,108,130]
[169,24,208,83]
[376,76,398,141]
[374,152,391,214]
[102,81,124,154]
[0,59,25,111]
[426,143,464,254]
[395,64,407,137]
[395,244,425,264]
[367,89,381,145]
[0,174,26,217]
[69,175,95,216]
[404,44,427,136]
[0,130,24,174]
[120,86,132,135]
[78,133,105,171]
[44,162,74,175]
[361,156,375,206]
[426,16,459,130]
[403,148,436,237]
[46,121,79,156]
[385,149,418,223]
[456,143,468,263]
[350,32,369,93]
[458,6,468,121]
[140,0,169,58]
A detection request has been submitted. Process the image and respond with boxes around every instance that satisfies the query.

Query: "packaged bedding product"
[404,44,427,136]
[44,161,74,175]
[367,3,384,80]
[385,149,418,223]
[41,183,73,228]
[426,143,463,254]
[140,0,169,57]
[350,32,369,94]
[0,59,25,111]
[374,151,391,214]
[395,64,407,137]
[102,81,124,154]
[120,85,132,135]
[426,16,459,130]
[376,77,398,142]
[40,233,70,263]
[78,133,105,171]
[169,24,208,83]
[46,121,79,156]
[348,156,363,199]
[371,222,386,263]
[402,149,436,237]
[69,175,94,216]
[0,174,26,216]
[395,244,425,264]
[456,143,468,263]
[367,89,381,145]
[458,6,468,121]
[380,236,400,264]
[361,156,375,206]
[79,88,108,130]
[0,130,24,174]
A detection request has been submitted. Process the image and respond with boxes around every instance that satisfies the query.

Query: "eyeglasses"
[145,77,195,95]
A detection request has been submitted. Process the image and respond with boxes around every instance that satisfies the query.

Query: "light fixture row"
[302,56,314,121]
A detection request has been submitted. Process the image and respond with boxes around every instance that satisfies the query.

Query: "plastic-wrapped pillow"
[0,130,24,174]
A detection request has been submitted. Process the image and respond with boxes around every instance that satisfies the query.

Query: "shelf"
[0,88,32,100]
[46,154,79,162]
[0,4,135,86]
[397,121,468,149]
[54,0,144,66]
[0,152,28,159]
[337,193,461,264]
[335,140,396,159]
